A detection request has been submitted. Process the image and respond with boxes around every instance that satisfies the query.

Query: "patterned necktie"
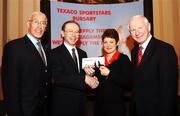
[37,41,46,65]
[137,46,143,66]
[72,48,78,71]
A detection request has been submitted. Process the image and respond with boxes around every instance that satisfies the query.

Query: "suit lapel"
[61,44,74,63]
[61,44,79,72]
[77,48,82,73]
[24,35,46,66]
[138,38,156,68]
[132,45,139,68]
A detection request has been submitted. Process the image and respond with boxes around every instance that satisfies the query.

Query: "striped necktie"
[137,46,143,66]
[37,41,46,65]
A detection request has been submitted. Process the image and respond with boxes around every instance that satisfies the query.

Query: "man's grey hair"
[28,11,47,22]
[127,15,151,31]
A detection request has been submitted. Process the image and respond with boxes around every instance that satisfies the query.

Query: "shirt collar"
[64,41,76,52]
[140,34,152,49]
[27,33,39,45]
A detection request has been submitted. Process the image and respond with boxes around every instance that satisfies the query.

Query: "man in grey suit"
[129,15,179,116]
[1,11,51,116]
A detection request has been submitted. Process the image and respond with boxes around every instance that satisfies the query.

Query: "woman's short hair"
[102,28,119,43]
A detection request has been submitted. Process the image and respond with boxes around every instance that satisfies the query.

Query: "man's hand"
[85,75,99,89]
[83,66,95,76]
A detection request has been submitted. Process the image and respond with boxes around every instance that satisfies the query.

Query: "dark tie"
[37,41,46,65]
[72,48,78,71]
[137,46,143,66]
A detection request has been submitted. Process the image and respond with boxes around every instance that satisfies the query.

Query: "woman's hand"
[99,66,110,77]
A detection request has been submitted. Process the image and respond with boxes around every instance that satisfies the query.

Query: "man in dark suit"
[50,20,99,116]
[1,11,51,116]
[128,15,179,116]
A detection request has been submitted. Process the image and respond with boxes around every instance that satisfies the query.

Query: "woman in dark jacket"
[94,29,132,116]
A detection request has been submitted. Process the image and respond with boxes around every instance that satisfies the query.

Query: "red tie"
[137,46,143,66]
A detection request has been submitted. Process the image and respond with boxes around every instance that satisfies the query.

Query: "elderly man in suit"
[1,11,51,116]
[129,15,179,116]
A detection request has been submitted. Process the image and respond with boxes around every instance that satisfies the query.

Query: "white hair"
[127,15,151,31]
[28,11,47,22]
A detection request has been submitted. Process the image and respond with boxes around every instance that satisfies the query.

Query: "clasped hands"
[84,66,98,89]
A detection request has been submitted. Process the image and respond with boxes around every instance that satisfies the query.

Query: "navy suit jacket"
[50,44,87,115]
[131,37,179,116]
[1,35,51,116]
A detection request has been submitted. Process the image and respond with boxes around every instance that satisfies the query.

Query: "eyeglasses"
[64,30,80,35]
[29,20,47,26]
[129,26,144,33]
